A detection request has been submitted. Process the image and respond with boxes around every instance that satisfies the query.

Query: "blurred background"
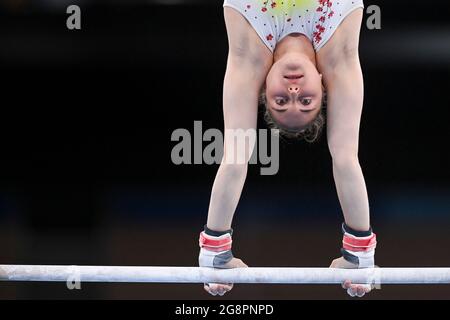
[0,0,449,299]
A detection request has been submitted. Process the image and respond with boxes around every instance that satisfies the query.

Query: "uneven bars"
[1,265,450,284]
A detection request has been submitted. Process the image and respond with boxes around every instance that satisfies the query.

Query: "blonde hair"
[259,89,327,143]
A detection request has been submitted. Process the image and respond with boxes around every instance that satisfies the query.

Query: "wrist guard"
[340,223,377,268]
[198,228,234,268]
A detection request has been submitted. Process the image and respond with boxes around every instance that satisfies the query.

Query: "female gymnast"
[198,0,377,298]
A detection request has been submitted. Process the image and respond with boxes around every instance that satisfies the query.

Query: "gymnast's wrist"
[198,226,234,268]
[340,222,377,268]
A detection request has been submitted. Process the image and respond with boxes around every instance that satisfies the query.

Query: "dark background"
[0,0,449,299]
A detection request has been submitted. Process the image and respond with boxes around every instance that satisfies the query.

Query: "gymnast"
[198,0,377,298]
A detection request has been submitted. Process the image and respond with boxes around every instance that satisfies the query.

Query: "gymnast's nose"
[288,85,300,93]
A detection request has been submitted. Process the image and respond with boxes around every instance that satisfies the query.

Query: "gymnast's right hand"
[198,228,247,296]
[202,257,248,296]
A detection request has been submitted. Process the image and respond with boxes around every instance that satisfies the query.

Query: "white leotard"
[223,0,364,52]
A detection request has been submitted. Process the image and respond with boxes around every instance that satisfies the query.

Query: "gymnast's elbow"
[330,149,360,171]
[218,157,249,179]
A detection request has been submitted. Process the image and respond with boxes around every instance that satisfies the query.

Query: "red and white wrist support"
[198,231,234,268]
[341,226,377,268]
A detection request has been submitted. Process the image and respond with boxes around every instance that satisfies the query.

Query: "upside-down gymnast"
[198,0,377,297]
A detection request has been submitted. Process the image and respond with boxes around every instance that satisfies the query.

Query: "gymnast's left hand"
[330,257,373,298]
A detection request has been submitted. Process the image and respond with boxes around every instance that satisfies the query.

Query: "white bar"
[1,265,450,284]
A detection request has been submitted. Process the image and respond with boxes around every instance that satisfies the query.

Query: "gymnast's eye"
[275,97,288,105]
[299,97,312,106]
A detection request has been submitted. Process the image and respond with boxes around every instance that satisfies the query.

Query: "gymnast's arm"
[316,8,370,233]
[317,9,374,297]
[200,8,273,297]
[206,8,273,231]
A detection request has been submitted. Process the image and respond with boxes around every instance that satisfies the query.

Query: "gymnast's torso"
[223,0,364,52]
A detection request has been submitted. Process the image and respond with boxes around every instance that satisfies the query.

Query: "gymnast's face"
[264,54,322,131]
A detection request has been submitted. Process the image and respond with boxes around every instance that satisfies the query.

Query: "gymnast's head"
[261,51,326,143]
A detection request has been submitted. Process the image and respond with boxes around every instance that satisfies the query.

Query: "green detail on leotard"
[261,0,315,14]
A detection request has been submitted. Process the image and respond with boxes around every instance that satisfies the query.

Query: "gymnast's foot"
[203,257,248,296]
[330,257,373,298]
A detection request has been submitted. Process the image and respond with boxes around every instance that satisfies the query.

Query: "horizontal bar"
[1,265,450,284]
